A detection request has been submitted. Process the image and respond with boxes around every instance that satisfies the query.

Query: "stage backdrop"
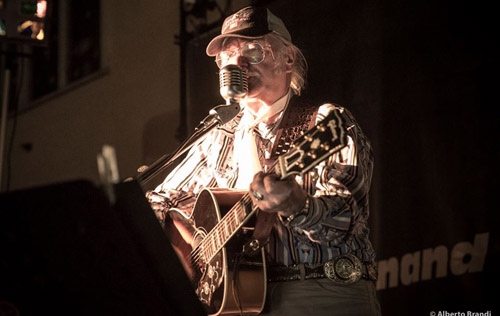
[185,1,498,314]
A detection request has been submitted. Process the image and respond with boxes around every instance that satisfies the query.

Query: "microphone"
[219,64,248,105]
[206,64,248,125]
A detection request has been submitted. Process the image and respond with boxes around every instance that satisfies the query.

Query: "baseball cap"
[206,6,291,56]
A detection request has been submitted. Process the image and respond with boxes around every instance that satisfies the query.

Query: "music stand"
[0,179,206,316]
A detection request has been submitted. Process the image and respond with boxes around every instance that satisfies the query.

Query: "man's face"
[217,36,292,106]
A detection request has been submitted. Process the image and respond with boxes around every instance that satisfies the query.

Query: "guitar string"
[190,204,247,266]
[190,193,251,262]
[190,193,253,264]
[190,158,280,266]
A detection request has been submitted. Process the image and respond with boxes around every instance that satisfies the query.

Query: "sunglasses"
[215,41,274,68]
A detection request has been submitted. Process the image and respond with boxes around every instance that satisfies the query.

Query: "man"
[148,6,381,316]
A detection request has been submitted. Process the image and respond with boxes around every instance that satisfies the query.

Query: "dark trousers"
[260,279,381,316]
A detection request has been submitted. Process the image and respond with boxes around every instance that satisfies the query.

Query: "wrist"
[281,195,311,227]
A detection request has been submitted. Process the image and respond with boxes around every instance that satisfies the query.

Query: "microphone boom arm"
[135,101,241,187]
[135,64,247,187]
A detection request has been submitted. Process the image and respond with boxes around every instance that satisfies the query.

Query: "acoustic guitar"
[173,109,348,315]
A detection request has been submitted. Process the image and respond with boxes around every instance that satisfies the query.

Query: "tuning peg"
[307,152,317,159]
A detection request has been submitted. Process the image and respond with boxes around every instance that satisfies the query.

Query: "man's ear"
[284,46,295,73]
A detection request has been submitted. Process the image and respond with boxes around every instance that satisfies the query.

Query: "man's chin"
[245,92,263,103]
[246,82,263,99]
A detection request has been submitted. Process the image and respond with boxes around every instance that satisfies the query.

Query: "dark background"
[186,0,498,314]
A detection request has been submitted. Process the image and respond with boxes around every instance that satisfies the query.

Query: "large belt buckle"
[323,254,362,284]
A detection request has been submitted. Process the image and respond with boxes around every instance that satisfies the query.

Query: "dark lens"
[241,43,264,64]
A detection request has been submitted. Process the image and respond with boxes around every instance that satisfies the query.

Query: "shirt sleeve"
[146,129,219,223]
[292,104,374,243]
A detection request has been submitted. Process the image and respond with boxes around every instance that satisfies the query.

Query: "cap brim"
[206,33,269,56]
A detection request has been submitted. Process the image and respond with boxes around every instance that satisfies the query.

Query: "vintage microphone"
[209,64,248,124]
[219,64,248,105]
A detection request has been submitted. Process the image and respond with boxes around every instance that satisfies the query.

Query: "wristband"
[283,196,310,227]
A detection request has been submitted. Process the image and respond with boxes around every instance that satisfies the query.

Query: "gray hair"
[268,33,308,95]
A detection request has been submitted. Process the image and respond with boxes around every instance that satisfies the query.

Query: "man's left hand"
[249,171,307,217]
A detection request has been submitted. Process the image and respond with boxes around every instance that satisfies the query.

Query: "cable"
[231,252,244,316]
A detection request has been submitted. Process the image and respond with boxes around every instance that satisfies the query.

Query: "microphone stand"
[135,100,241,187]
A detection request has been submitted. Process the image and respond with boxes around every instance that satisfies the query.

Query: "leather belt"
[267,254,377,284]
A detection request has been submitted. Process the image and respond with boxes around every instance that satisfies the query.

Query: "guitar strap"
[244,95,318,257]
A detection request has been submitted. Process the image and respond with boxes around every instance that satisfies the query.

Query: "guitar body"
[190,188,266,316]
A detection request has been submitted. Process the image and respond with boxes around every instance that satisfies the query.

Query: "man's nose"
[226,54,249,68]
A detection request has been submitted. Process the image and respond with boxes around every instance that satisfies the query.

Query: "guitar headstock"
[276,109,348,179]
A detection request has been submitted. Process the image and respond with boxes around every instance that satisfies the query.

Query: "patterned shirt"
[148,95,376,268]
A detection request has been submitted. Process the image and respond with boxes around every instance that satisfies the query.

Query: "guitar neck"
[196,192,258,263]
[194,154,286,263]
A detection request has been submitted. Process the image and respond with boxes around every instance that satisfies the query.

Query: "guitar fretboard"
[195,193,257,263]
